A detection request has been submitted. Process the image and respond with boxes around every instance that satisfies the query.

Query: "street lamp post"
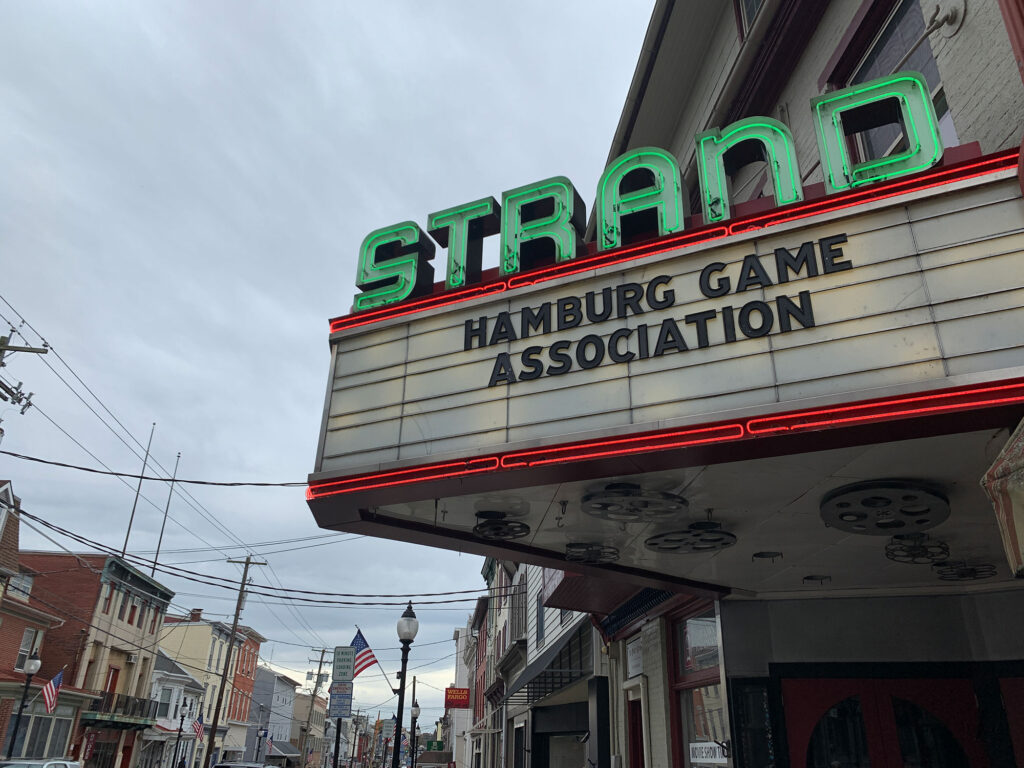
[409,703,419,768]
[6,651,41,759]
[172,700,193,768]
[391,603,418,768]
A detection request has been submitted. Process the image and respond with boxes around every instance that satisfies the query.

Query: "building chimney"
[189,608,202,622]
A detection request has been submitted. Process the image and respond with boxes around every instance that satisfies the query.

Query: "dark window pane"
[806,695,871,768]
[891,698,968,768]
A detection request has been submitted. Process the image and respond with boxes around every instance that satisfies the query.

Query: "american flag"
[193,713,204,741]
[266,735,273,754]
[42,669,63,713]
[351,629,377,679]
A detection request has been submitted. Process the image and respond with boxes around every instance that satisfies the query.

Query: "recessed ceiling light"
[802,574,831,584]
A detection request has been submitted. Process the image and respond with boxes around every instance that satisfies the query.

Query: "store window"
[845,0,958,159]
[670,605,730,768]
[2,702,74,758]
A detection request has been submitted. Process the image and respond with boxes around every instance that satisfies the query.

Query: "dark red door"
[627,699,644,768]
[782,677,988,768]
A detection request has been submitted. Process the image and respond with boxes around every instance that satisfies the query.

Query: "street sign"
[329,692,352,718]
[333,646,355,681]
[329,681,353,695]
[426,740,444,750]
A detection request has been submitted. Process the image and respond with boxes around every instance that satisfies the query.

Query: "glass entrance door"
[782,678,988,768]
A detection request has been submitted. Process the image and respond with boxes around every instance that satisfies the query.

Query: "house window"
[15,628,41,671]
[847,0,957,158]
[127,597,139,626]
[157,688,173,718]
[535,595,545,647]
[102,583,114,613]
[118,590,129,621]
[149,607,160,634]
[8,572,33,601]
[737,0,765,35]
[208,639,216,670]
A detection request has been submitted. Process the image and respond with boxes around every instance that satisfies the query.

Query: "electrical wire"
[19,509,513,602]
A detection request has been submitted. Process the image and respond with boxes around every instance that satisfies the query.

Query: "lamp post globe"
[6,651,41,759]
[396,602,419,643]
[409,703,420,768]
[391,603,417,768]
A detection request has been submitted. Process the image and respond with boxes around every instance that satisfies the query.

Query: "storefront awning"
[505,618,591,706]
[269,741,301,757]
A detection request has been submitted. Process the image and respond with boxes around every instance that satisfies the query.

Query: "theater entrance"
[782,676,987,768]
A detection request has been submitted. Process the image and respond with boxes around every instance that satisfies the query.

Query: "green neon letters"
[812,71,942,194]
[696,117,803,223]
[350,71,945,311]
[428,197,500,291]
[354,222,435,311]
[499,177,585,275]
[596,147,687,251]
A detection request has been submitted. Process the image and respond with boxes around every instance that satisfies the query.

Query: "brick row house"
[17,550,174,768]
[0,482,97,761]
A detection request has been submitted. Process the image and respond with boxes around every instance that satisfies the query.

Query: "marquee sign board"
[312,160,1024,489]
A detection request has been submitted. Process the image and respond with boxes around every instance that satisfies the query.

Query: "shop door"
[627,699,644,768]
[782,678,987,768]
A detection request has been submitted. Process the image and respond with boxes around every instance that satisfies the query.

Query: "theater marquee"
[308,72,1024,590]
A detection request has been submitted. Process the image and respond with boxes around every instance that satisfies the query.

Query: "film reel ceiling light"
[884,533,950,565]
[564,543,620,565]
[644,521,737,553]
[582,482,688,523]
[473,510,531,541]
[932,560,997,581]
[820,479,950,535]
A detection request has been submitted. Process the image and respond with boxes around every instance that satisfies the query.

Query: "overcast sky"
[0,1,654,723]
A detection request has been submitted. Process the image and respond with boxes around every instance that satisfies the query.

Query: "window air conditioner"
[127,653,139,664]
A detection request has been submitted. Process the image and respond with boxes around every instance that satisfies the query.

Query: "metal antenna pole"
[151,451,181,576]
[122,421,155,556]
[203,555,265,768]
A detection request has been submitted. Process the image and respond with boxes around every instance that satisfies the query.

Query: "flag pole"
[27,664,67,707]
[355,625,398,692]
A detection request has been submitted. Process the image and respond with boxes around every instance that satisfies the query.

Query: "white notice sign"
[626,636,643,678]
[333,646,355,681]
[689,742,728,765]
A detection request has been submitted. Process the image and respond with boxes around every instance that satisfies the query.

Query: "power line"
[19,510,505,601]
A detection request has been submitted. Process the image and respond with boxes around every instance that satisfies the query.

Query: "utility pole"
[347,710,361,768]
[0,330,47,441]
[203,555,265,768]
[299,648,329,766]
